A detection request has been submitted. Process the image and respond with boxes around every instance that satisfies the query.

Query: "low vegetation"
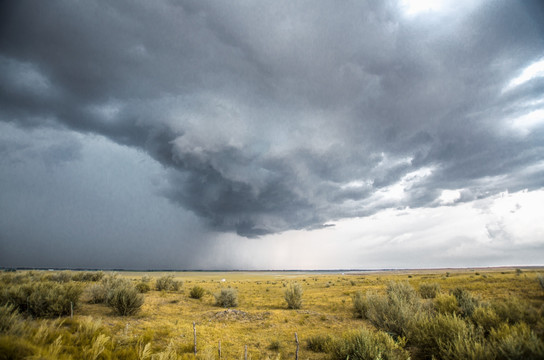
[214,288,238,308]
[189,286,206,299]
[155,275,182,292]
[284,283,303,309]
[0,268,543,359]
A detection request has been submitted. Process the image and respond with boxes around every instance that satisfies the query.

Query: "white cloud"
[203,189,544,269]
[504,58,544,92]
[438,189,462,205]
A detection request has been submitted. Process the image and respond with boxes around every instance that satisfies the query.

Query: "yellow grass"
[2,267,544,359]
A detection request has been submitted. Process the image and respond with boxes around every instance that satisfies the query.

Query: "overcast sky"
[1,0,543,270]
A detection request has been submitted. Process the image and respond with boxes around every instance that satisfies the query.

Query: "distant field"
[1,267,543,359]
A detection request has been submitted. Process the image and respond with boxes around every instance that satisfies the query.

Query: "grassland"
[1,267,543,359]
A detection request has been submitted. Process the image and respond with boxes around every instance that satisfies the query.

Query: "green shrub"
[135,282,151,294]
[471,306,501,334]
[419,283,440,299]
[538,274,544,290]
[491,297,538,325]
[329,328,410,360]
[189,286,206,299]
[72,271,105,282]
[365,282,423,337]
[451,288,479,317]
[50,271,73,283]
[438,331,492,360]
[284,283,303,309]
[155,275,181,292]
[107,283,144,316]
[306,334,332,353]
[214,288,238,308]
[434,294,459,315]
[490,323,544,359]
[410,313,474,359]
[0,281,82,318]
[87,275,126,304]
[352,291,367,319]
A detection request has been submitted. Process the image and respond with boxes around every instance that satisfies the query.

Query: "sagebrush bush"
[419,282,440,299]
[490,322,544,359]
[364,282,423,337]
[87,275,126,304]
[107,283,144,316]
[471,306,501,334]
[434,294,458,315]
[329,328,410,360]
[72,271,105,282]
[538,274,544,290]
[155,275,181,292]
[410,313,475,359]
[50,271,73,283]
[452,287,479,317]
[189,286,206,299]
[135,282,151,294]
[491,296,538,325]
[0,281,82,318]
[306,334,332,353]
[352,291,367,319]
[284,283,303,309]
[215,288,238,308]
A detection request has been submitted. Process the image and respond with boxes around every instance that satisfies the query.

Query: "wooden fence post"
[244,344,248,360]
[218,340,221,359]
[193,322,197,356]
[70,301,73,319]
[295,333,299,360]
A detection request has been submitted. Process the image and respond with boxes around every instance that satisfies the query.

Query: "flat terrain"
[2,267,544,359]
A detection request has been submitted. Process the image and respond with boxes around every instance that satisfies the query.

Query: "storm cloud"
[1,1,543,268]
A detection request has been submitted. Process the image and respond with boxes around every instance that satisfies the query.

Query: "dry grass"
[1,267,543,359]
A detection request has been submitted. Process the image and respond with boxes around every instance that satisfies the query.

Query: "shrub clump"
[471,306,501,334]
[107,283,144,316]
[214,288,238,308]
[155,275,181,292]
[410,313,478,359]
[86,275,144,316]
[433,294,458,315]
[352,291,367,319]
[329,328,410,360]
[189,286,206,299]
[538,274,544,290]
[135,282,151,294]
[306,334,332,353]
[419,282,440,299]
[364,282,423,337]
[284,283,303,309]
[72,271,105,282]
[452,287,479,317]
[490,322,544,359]
[87,275,126,304]
[0,281,82,318]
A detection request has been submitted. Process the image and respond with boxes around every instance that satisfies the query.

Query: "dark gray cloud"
[1,0,543,240]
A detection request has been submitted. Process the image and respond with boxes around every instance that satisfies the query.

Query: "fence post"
[244,344,248,360]
[295,332,299,360]
[218,340,221,359]
[193,322,197,356]
[70,301,73,319]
